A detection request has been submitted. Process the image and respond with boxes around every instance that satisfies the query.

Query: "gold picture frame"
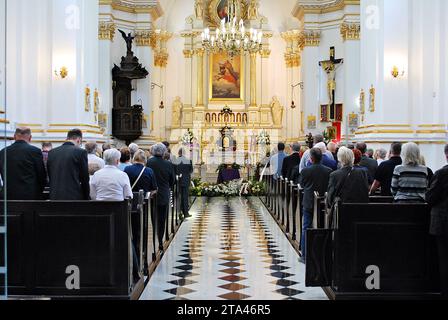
[209,52,245,103]
[348,112,359,128]
[85,86,91,112]
[94,89,100,114]
[207,0,248,27]
[98,112,107,129]
[359,89,365,114]
[369,85,375,112]
[307,114,317,129]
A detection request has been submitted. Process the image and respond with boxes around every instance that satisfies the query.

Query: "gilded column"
[196,48,205,107]
[250,52,257,107]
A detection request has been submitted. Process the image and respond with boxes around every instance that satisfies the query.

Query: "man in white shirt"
[85,141,105,175]
[90,149,133,201]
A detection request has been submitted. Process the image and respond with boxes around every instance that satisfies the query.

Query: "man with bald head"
[0,127,47,200]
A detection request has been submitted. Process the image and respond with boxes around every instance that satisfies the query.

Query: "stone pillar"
[196,48,205,107]
[250,52,257,107]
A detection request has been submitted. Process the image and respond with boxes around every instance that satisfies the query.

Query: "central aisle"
[140,197,328,300]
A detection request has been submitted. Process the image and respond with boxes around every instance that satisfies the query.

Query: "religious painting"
[208,0,246,27]
[348,112,359,128]
[210,52,244,102]
[98,112,107,129]
[307,114,317,129]
[85,86,91,112]
[327,126,337,140]
[369,85,376,112]
[217,0,229,21]
[335,104,343,122]
[320,104,329,122]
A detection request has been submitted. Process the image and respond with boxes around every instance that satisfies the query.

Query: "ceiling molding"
[99,0,164,21]
[293,0,360,17]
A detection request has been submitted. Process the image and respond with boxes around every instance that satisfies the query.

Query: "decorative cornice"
[98,21,116,41]
[294,0,360,15]
[99,0,164,21]
[340,22,360,41]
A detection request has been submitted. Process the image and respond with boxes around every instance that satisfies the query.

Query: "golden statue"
[248,0,259,20]
[172,96,183,127]
[270,96,283,126]
[195,0,203,19]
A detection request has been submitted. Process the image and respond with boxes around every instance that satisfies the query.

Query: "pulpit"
[112,30,149,144]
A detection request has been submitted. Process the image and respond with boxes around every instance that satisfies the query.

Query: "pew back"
[307,202,440,299]
[4,201,132,299]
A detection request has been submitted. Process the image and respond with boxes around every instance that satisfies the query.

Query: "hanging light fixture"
[201,0,263,57]
[290,82,304,109]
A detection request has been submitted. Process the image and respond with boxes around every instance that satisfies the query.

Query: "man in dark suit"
[426,144,448,299]
[47,129,90,200]
[356,142,378,184]
[175,148,193,219]
[298,148,332,263]
[147,143,175,253]
[281,143,301,181]
[0,127,46,200]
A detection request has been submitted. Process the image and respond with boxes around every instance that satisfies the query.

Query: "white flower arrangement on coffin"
[256,129,271,145]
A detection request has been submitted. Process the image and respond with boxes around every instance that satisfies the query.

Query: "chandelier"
[201,1,263,57]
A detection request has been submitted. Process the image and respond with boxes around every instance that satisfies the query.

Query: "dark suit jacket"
[281,153,301,181]
[427,165,448,236]
[147,156,175,206]
[47,142,90,200]
[299,164,332,212]
[175,157,193,188]
[326,166,369,208]
[359,155,378,184]
[124,163,157,193]
[0,140,46,200]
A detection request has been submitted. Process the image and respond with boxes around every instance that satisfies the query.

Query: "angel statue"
[118,29,135,56]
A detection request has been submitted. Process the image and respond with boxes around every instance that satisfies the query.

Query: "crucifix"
[319,47,344,121]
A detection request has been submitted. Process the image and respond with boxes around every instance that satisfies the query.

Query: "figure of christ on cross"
[319,47,344,121]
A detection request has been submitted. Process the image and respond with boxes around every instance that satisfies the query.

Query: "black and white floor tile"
[140,197,328,300]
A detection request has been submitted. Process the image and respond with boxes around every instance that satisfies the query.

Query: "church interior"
[0,0,448,304]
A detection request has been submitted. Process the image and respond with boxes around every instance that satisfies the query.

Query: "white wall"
[4,0,102,145]
[358,0,448,171]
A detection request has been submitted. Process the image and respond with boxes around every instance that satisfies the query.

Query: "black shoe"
[184,213,192,219]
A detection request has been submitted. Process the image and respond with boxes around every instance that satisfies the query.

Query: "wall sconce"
[290,82,304,109]
[54,66,69,79]
[151,82,165,109]
[391,66,405,78]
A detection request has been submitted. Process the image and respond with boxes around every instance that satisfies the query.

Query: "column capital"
[98,21,116,41]
[340,22,361,41]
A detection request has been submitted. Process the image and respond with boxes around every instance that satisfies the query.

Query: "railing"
[205,111,248,127]
[261,174,303,252]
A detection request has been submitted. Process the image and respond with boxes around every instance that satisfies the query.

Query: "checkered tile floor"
[140,197,328,300]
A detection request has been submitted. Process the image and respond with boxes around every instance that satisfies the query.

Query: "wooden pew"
[306,202,440,300]
[4,200,141,300]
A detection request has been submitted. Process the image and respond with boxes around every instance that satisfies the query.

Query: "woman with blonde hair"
[391,142,429,203]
